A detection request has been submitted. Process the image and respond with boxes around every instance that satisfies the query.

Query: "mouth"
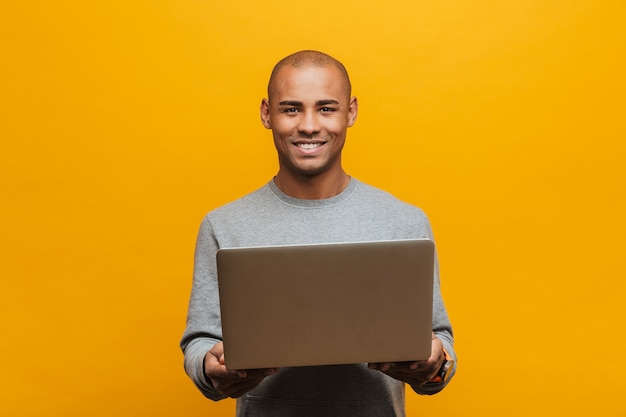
[295,142,325,150]
[292,139,327,155]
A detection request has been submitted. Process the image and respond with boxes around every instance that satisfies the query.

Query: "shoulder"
[352,179,428,217]
[196,183,278,243]
[347,179,434,239]
[205,182,274,220]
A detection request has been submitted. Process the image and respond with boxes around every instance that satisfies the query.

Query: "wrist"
[427,347,454,384]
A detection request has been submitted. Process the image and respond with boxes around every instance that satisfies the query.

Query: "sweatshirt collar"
[267,177,358,208]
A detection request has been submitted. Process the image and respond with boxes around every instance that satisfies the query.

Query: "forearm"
[412,246,456,395]
[182,337,227,400]
[410,325,456,395]
[180,216,226,400]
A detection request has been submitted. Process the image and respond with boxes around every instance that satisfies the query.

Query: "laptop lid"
[216,239,434,369]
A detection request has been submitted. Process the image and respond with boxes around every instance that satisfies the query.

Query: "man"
[181,50,456,416]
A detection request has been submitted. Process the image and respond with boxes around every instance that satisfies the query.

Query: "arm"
[204,342,279,398]
[179,216,227,400]
[414,247,456,395]
[368,332,455,394]
[180,216,279,399]
[368,247,457,394]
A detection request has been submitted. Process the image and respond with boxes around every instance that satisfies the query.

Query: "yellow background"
[2,1,624,415]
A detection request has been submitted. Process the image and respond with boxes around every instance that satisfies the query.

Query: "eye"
[282,107,300,114]
[320,107,336,113]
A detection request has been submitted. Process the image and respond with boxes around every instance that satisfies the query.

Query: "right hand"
[204,342,280,398]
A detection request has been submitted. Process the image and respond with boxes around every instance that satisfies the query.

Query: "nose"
[297,110,321,137]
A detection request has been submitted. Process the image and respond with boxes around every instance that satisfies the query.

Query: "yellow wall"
[2,1,624,415]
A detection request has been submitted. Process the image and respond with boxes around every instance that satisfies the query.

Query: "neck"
[274,169,351,200]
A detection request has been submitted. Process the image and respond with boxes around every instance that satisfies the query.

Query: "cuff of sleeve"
[183,340,227,401]
[412,340,456,395]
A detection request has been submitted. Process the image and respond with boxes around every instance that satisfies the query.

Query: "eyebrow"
[278,99,340,107]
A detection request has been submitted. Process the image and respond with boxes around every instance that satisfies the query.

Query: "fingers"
[367,362,389,371]
[219,368,280,398]
[205,347,281,398]
[368,362,433,386]
[367,337,446,385]
[368,361,423,372]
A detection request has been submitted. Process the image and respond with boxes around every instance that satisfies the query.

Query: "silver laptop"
[216,239,434,369]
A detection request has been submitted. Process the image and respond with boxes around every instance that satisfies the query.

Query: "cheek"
[326,121,349,137]
[271,119,297,137]
[273,132,292,151]
[273,131,293,144]
[325,116,350,130]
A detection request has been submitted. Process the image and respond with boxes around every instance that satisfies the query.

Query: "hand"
[367,332,445,386]
[204,342,280,398]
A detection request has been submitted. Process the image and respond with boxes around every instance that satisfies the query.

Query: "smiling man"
[180,50,456,417]
[261,56,357,199]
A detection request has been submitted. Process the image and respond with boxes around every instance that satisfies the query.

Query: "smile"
[296,143,324,149]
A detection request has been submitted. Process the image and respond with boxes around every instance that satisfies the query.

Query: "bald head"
[267,50,352,100]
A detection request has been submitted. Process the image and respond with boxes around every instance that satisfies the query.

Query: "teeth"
[297,143,322,149]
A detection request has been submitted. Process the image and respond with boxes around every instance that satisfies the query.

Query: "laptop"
[216,239,434,369]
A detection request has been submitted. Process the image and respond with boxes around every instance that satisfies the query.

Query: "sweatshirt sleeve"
[411,247,457,395]
[180,216,228,401]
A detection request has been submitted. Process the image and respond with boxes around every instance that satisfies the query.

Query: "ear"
[347,96,358,127]
[260,98,271,129]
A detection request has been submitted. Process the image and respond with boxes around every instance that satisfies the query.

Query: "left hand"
[367,332,445,386]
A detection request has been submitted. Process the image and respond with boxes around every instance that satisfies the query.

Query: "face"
[260,65,358,180]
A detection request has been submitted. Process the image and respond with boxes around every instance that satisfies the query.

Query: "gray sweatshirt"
[180,178,456,417]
